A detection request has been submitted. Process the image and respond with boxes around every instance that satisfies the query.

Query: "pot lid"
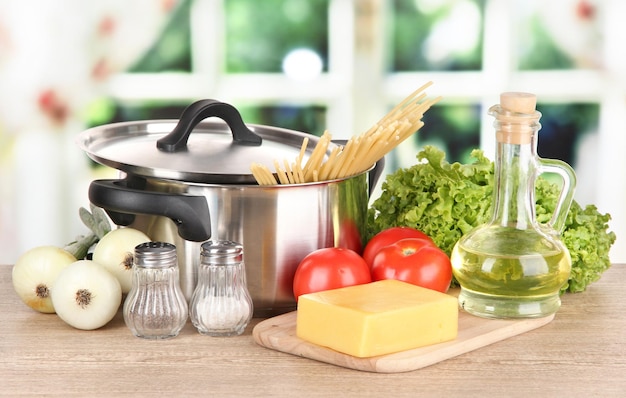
[76,100,336,184]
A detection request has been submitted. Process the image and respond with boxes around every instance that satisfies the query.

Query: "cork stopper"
[500,92,536,114]
[493,92,540,145]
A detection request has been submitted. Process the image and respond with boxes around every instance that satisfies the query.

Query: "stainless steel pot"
[78,100,384,317]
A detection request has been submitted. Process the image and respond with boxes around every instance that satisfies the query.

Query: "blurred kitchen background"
[1,0,624,264]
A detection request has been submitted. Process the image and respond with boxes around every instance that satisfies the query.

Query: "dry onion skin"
[12,246,77,313]
[51,260,122,330]
[92,227,151,294]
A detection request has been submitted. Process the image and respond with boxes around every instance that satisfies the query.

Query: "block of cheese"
[296,280,458,358]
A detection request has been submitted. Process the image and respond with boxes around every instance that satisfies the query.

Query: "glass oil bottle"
[451,92,576,319]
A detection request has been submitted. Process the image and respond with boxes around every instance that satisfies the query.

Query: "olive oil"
[451,228,571,318]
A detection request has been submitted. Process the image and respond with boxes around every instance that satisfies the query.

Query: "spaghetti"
[250,81,440,185]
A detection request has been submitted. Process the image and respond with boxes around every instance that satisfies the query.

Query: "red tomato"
[293,247,372,300]
[363,227,434,268]
[371,238,452,293]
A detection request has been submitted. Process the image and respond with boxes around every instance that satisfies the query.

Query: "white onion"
[92,227,151,293]
[51,260,122,330]
[12,246,77,313]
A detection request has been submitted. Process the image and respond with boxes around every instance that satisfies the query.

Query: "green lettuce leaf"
[367,145,616,293]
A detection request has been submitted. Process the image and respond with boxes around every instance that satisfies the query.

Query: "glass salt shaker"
[189,240,254,337]
[123,242,188,339]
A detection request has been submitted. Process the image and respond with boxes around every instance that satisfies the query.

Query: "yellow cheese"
[296,280,458,358]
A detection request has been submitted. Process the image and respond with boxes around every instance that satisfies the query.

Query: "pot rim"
[121,162,376,189]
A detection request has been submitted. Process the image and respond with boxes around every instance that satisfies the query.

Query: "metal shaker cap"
[200,240,244,265]
[134,241,178,268]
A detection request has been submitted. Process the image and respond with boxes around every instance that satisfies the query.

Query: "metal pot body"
[90,171,372,317]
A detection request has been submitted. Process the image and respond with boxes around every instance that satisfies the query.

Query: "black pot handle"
[157,99,262,152]
[368,156,385,196]
[89,179,211,242]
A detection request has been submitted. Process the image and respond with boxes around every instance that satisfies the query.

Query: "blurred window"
[101,0,617,205]
[4,0,623,266]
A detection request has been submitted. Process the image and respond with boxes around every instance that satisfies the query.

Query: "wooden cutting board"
[252,310,554,373]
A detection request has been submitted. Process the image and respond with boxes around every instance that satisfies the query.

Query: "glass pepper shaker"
[123,242,188,339]
[189,240,254,337]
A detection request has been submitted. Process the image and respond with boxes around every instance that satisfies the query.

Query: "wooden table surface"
[1,263,625,397]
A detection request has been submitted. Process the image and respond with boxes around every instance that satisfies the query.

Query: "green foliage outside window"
[224,0,329,73]
[130,0,192,73]
[391,0,484,71]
